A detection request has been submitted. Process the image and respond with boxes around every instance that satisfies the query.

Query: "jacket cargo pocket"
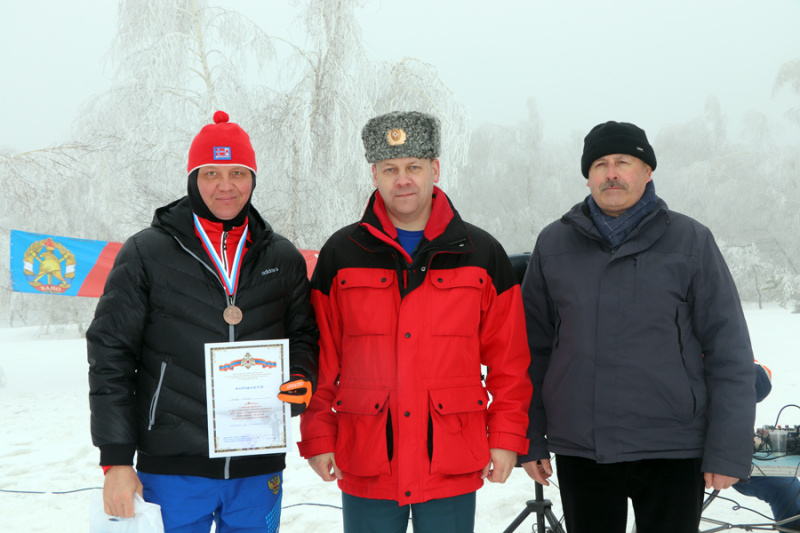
[334,387,391,477]
[429,385,490,475]
[429,269,484,336]
[338,269,396,336]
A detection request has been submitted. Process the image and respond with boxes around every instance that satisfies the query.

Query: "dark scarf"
[588,180,656,248]
[187,168,255,230]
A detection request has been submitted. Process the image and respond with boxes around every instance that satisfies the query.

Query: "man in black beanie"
[517,120,756,533]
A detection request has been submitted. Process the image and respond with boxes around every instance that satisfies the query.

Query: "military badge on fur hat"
[361,111,440,163]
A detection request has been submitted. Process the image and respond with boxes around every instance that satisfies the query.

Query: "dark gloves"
[278,373,313,416]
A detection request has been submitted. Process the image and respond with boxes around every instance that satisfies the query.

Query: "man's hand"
[103,465,143,518]
[704,472,738,490]
[522,458,553,486]
[308,452,342,482]
[482,448,517,483]
[278,374,313,416]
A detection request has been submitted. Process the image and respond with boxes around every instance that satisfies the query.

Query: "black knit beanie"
[581,121,657,178]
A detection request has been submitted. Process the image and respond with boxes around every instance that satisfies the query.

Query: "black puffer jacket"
[87,197,319,479]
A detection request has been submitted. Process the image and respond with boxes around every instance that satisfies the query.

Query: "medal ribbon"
[193,213,248,298]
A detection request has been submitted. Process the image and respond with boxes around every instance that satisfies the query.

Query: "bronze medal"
[223,305,243,325]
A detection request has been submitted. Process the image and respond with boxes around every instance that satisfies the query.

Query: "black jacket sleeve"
[86,235,148,466]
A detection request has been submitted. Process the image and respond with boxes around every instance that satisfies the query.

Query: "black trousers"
[555,455,705,533]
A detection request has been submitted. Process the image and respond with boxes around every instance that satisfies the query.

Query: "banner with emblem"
[10,229,319,298]
[10,230,123,298]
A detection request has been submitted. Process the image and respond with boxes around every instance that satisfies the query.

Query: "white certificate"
[204,339,291,457]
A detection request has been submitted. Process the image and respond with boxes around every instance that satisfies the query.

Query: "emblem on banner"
[22,237,76,294]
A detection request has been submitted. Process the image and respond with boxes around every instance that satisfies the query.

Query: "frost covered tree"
[774,56,800,128]
[74,0,470,249]
[0,144,98,233]
[252,0,378,248]
[451,98,582,253]
[653,96,800,309]
[2,0,472,326]
[75,0,279,241]
[257,1,470,248]
[0,143,103,328]
[719,242,790,309]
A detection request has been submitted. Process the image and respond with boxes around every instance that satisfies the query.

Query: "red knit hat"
[187,111,257,175]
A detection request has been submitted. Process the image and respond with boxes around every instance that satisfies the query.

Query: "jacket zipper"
[423,238,469,269]
[160,232,244,475]
[148,361,167,430]
[220,224,232,481]
[221,231,229,274]
[399,238,468,293]
[674,307,696,414]
[173,235,236,339]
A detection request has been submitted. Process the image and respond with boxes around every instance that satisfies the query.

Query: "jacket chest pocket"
[338,269,397,336]
[429,385,490,474]
[333,387,391,477]
[429,269,484,336]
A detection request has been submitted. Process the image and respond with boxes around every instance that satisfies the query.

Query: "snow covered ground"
[1,304,798,532]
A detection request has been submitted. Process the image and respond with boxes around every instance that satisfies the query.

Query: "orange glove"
[278,374,312,416]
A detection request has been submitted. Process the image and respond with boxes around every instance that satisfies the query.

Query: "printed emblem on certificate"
[204,339,290,457]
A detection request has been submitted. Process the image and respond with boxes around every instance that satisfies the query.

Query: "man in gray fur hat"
[518,120,756,533]
[298,111,532,533]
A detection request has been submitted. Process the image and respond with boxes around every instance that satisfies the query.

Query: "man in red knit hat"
[88,111,319,532]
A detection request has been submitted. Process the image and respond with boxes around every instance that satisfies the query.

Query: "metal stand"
[503,485,726,533]
[503,482,566,533]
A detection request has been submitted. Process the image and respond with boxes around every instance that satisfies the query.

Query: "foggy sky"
[3,0,799,153]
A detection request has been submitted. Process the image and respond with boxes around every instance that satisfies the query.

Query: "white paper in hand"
[90,492,164,533]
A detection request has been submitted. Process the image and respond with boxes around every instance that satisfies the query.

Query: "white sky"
[2,0,799,152]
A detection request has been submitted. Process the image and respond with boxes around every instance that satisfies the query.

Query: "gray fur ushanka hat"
[361,111,441,164]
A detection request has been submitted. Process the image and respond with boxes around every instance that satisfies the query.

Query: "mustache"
[600,181,628,191]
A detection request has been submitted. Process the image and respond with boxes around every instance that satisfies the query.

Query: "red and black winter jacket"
[299,187,531,505]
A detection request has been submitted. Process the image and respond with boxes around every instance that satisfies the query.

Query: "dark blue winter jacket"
[520,196,756,479]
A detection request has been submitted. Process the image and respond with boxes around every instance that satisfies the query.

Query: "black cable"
[773,404,800,428]
[282,502,342,510]
[705,490,775,523]
[0,487,103,494]
[0,487,343,510]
